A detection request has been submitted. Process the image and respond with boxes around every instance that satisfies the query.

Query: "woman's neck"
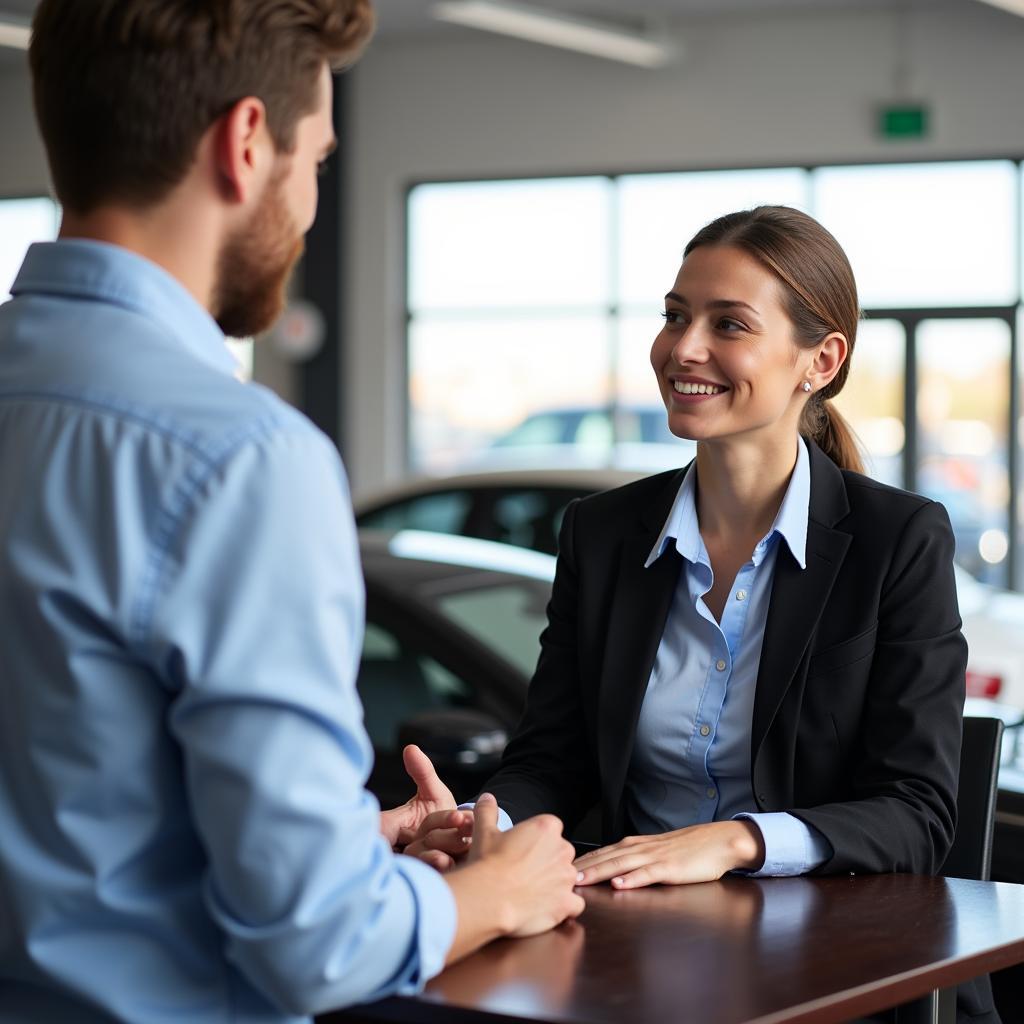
[694,433,801,544]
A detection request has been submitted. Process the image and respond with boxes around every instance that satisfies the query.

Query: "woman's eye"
[718,318,745,332]
[660,310,684,325]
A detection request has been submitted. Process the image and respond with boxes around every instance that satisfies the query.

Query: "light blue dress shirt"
[0,241,456,1023]
[626,438,832,876]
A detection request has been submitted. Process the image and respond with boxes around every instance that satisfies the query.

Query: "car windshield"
[432,580,551,677]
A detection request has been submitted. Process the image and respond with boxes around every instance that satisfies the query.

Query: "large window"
[407,159,1024,589]
[1,197,59,298]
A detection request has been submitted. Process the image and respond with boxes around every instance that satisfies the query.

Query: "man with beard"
[0,2,583,1022]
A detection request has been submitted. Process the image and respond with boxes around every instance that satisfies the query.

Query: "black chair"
[942,715,1004,881]
[877,717,1005,1024]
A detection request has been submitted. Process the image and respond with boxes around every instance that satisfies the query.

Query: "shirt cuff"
[733,811,832,876]
[458,801,514,832]
[391,853,458,991]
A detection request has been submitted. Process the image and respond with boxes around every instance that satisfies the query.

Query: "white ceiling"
[371,0,957,38]
[0,0,987,67]
[0,0,960,39]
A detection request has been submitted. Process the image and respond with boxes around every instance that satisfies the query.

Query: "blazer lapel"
[598,471,685,827]
[751,443,852,761]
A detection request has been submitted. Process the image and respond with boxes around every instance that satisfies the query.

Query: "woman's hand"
[573,820,765,889]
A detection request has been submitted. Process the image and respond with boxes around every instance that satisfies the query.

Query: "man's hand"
[401,807,475,872]
[444,793,584,953]
[573,820,765,889]
[379,744,457,848]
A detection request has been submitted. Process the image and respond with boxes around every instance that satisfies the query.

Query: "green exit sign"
[878,104,930,139]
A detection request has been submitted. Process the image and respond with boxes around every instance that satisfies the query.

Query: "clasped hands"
[382,746,766,885]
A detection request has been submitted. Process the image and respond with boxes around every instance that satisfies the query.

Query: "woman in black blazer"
[416,206,989,1020]
[483,206,967,892]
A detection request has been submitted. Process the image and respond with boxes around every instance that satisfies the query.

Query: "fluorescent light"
[433,1,678,69]
[974,0,1024,16]
[0,20,30,50]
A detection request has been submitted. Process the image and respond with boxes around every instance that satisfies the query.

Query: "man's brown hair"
[29,0,374,214]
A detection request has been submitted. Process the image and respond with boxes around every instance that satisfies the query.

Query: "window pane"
[814,162,1018,308]
[618,169,809,307]
[408,178,612,311]
[1018,305,1024,591]
[916,318,1011,585]
[832,318,905,487]
[409,314,612,473]
[1,197,59,299]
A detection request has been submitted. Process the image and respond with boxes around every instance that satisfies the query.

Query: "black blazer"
[485,442,1000,1022]
[486,440,967,876]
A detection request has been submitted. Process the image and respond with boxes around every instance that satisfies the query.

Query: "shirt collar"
[645,437,810,570]
[11,239,239,377]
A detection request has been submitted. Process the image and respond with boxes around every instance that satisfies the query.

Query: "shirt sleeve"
[733,812,833,876]
[143,423,456,1016]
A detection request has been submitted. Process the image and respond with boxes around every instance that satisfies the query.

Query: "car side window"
[357,621,472,752]
[434,583,549,678]
[357,490,472,536]
[485,487,581,555]
[490,489,552,551]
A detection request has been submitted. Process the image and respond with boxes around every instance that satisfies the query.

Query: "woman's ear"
[809,332,849,391]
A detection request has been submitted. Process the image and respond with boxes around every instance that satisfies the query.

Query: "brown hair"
[684,206,865,474]
[29,0,374,213]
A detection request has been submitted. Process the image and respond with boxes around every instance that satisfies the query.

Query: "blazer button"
[758,793,767,803]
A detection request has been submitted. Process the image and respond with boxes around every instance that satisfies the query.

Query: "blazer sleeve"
[481,499,601,831]
[790,498,966,875]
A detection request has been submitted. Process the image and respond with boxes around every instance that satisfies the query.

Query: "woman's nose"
[669,321,709,364]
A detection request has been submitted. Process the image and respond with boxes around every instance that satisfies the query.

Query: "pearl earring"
[802,381,812,393]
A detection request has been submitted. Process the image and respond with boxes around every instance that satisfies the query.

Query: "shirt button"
[736,589,747,601]
[706,787,717,799]
[716,659,727,671]
[700,724,711,737]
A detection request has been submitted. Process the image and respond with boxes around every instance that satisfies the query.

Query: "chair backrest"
[941,716,1003,881]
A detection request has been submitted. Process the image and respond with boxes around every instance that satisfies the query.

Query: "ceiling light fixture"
[0,19,30,50]
[973,0,1024,16]
[432,1,677,69]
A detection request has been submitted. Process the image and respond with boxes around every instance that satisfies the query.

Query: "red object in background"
[966,669,1003,699]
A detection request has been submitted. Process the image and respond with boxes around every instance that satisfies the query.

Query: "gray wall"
[3,3,1024,496]
[0,59,48,196]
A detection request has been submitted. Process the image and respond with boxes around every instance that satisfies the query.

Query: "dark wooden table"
[324,874,1024,1024]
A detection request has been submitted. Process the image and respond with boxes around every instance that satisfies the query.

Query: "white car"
[958,565,1024,712]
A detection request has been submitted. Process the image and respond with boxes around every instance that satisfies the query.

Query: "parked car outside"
[357,471,1024,741]
[473,404,696,473]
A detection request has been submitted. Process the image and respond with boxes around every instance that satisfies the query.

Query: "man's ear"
[213,97,270,204]
[809,332,849,391]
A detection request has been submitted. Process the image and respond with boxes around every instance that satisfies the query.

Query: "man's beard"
[212,176,305,340]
